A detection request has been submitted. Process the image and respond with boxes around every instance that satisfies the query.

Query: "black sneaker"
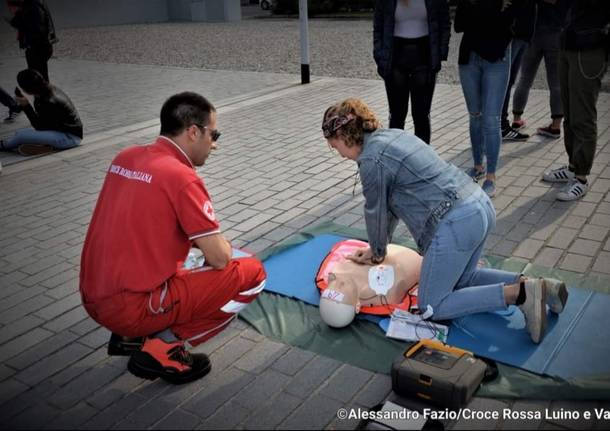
[502,127,529,142]
[536,125,561,139]
[107,333,144,356]
[127,338,211,385]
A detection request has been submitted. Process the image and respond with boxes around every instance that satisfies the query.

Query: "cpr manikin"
[317,241,423,328]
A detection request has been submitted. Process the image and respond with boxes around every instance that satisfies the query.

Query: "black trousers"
[0,86,20,113]
[384,36,436,144]
[25,43,53,82]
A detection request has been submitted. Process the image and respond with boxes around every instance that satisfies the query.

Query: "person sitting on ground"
[80,92,266,385]
[319,243,423,328]
[0,69,82,156]
[321,98,568,343]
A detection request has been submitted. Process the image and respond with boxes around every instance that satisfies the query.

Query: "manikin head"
[319,244,422,328]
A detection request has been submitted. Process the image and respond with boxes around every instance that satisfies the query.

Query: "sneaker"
[107,333,144,356]
[518,278,547,344]
[537,125,561,139]
[481,179,496,198]
[542,165,575,183]
[502,127,530,142]
[556,179,588,201]
[466,167,486,182]
[16,144,55,156]
[542,278,568,314]
[3,110,20,123]
[127,338,211,384]
[511,119,526,130]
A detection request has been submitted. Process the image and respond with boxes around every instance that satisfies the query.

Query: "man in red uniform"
[80,92,266,385]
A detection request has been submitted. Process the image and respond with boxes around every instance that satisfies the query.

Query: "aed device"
[391,339,487,410]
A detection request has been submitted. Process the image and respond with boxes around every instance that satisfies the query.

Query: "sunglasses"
[194,124,222,142]
[322,115,353,139]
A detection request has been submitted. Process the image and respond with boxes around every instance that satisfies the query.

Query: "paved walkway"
[1,56,610,429]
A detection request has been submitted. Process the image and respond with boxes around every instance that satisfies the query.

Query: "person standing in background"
[541,0,609,201]
[9,0,57,81]
[501,0,537,142]
[373,0,450,144]
[455,0,518,198]
[511,0,571,140]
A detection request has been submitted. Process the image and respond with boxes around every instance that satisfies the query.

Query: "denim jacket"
[358,129,479,257]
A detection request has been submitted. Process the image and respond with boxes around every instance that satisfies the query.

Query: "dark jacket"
[536,0,570,33]
[373,0,451,79]
[455,0,518,65]
[512,0,537,42]
[10,0,56,50]
[561,0,610,51]
[24,85,83,139]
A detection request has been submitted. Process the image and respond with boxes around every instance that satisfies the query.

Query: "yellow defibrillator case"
[391,339,487,410]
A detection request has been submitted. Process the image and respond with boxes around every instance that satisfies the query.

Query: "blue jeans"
[418,188,519,320]
[3,128,81,151]
[459,48,511,174]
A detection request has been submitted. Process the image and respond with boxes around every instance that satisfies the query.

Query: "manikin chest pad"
[316,240,422,328]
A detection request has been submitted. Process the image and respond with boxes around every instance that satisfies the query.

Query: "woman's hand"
[15,95,28,107]
[347,247,374,264]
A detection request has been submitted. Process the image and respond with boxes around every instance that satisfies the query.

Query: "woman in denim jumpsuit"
[321,98,568,344]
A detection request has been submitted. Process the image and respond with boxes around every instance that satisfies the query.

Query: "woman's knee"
[481,114,501,131]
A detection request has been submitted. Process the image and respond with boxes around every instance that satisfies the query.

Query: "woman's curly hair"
[322,98,382,148]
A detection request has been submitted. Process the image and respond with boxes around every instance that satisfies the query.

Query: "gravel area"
[0,14,607,91]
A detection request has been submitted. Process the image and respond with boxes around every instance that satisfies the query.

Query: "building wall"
[191,0,241,22]
[168,0,193,21]
[49,0,169,28]
[0,0,240,34]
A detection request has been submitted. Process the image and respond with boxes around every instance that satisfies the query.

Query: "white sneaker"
[543,278,568,314]
[542,165,575,183]
[556,180,588,201]
[518,278,547,344]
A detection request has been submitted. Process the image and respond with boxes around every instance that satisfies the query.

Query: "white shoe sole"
[537,130,561,139]
[544,279,568,314]
[523,280,547,344]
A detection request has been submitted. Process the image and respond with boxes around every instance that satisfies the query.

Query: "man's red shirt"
[80,136,220,303]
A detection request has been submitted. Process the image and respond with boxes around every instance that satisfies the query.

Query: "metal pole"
[299,0,310,84]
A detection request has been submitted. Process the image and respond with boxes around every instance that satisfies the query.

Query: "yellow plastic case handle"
[405,339,473,358]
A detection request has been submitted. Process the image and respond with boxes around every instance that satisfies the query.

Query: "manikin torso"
[326,244,423,311]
